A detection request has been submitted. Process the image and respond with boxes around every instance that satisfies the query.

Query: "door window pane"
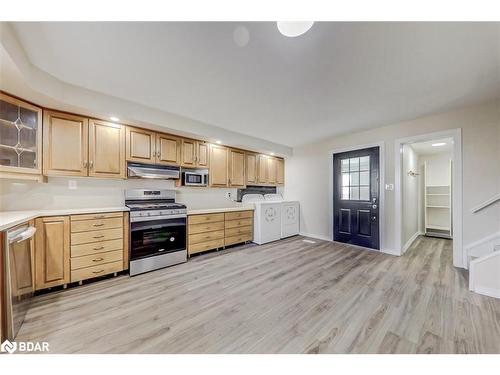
[339,155,371,201]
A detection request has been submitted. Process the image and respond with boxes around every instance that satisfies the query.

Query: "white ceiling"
[410,137,453,155]
[9,22,500,147]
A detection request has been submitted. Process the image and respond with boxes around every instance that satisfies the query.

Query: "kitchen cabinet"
[257,154,268,185]
[89,119,126,178]
[229,149,246,187]
[276,158,285,185]
[246,153,257,185]
[43,111,89,177]
[267,156,277,185]
[0,93,43,181]
[156,133,181,166]
[126,126,156,164]
[182,139,209,168]
[209,144,229,187]
[34,216,70,290]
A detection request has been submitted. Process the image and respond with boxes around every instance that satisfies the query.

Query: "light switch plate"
[385,183,394,191]
[68,180,78,190]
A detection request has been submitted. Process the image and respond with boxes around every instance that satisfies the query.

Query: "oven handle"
[130,214,187,223]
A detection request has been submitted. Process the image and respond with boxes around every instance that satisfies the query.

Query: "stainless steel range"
[125,189,187,276]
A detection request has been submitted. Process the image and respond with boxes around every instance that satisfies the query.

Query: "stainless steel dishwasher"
[3,222,36,340]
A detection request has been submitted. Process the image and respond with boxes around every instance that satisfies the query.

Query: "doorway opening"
[400,136,454,261]
[333,146,380,250]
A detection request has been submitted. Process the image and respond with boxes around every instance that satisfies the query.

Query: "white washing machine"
[242,194,282,245]
[264,194,300,238]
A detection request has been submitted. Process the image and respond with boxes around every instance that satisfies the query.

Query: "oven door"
[130,217,186,261]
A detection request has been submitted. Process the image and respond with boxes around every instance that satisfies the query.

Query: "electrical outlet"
[225,192,232,200]
[68,180,77,190]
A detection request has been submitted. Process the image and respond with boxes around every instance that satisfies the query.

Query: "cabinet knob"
[89,160,94,169]
[83,160,88,168]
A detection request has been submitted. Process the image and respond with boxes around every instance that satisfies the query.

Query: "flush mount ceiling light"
[270,152,275,156]
[432,142,447,147]
[277,21,314,37]
[110,116,120,122]
[215,140,222,144]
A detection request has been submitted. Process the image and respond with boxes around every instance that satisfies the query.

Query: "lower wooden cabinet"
[187,210,254,256]
[34,216,70,290]
[34,211,129,291]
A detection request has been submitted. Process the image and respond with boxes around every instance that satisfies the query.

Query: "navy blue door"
[333,147,380,250]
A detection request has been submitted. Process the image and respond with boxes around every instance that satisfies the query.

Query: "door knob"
[372,204,378,209]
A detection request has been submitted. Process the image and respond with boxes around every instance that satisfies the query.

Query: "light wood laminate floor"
[16,235,500,353]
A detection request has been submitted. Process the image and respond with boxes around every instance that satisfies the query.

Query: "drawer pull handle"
[93,246,104,250]
[92,258,104,262]
[93,269,104,274]
[93,223,105,227]
[93,235,105,239]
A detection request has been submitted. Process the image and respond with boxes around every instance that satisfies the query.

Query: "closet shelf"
[426,205,450,209]
[426,224,451,231]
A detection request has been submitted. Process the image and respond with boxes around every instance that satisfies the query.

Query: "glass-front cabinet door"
[0,92,42,176]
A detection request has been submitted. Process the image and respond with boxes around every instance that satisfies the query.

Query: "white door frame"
[394,128,464,268]
[329,141,388,254]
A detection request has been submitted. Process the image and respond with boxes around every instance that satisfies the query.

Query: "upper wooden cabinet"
[34,216,70,290]
[257,155,268,185]
[209,144,229,187]
[229,149,246,187]
[246,153,257,185]
[0,93,43,179]
[156,134,181,166]
[267,157,277,185]
[126,126,155,164]
[181,139,209,168]
[43,111,89,177]
[276,158,285,185]
[89,119,126,178]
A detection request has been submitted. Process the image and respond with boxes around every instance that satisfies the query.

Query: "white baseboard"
[473,286,500,299]
[299,232,332,242]
[381,248,400,256]
[402,231,423,254]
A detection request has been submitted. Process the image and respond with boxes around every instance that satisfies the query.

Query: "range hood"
[127,162,180,180]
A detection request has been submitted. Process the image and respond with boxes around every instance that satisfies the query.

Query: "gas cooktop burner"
[126,202,186,211]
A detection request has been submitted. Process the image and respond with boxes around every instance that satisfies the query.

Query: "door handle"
[371,216,377,222]
[372,204,378,209]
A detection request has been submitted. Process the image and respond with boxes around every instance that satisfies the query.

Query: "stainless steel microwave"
[182,169,209,186]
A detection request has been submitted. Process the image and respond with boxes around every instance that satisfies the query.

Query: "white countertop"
[0,207,129,232]
[186,204,255,215]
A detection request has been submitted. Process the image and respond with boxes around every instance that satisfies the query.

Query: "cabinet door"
[181,139,197,167]
[267,157,277,185]
[245,153,257,185]
[257,155,268,185]
[156,133,180,165]
[35,216,70,290]
[0,93,42,175]
[209,144,229,187]
[43,111,88,177]
[126,127,156,163]
[88,119,125,178]
[197,142,209,168]
[276,158,285,185]
[229,149,246,187]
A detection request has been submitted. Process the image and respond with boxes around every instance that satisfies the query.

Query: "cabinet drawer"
[225,218,253,229]
[188,238,224,255]
[225,210,253,221]
[71,212,124,221]
[189,230,225,245]
[71,217,123,233]
[225,233,252,247]
[71,261,124,282]
[71,228,123,245]
[188,221,224,235]
[71,238,123,257]
[71,250,123,270]
[188,213,225,225]
[225,225,252,237]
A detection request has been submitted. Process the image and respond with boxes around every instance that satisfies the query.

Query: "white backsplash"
[0,177,241,211]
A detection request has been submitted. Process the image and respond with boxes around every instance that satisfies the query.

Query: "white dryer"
[264,194,300,238]
[241,194,282,245]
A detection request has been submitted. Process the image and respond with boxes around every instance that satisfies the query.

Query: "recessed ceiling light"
[277,21,314,37]
[270,152,275,156]
[432,142,446,147]
[110,116,120,122]
[215,140,222,144]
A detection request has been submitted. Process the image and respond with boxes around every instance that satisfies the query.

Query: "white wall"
[286,100,500,254]
[0,177,239,211]
[402,144,420,248]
